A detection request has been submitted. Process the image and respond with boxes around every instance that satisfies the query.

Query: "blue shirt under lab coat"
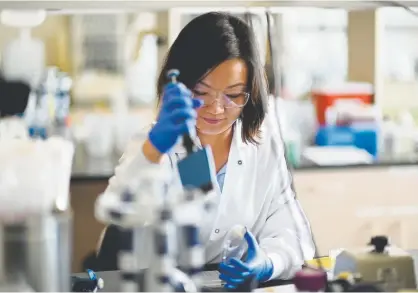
[216,164,227,193]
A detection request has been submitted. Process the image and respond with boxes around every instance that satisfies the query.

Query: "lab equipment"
[393,111,417,157]
[316,99,382,158]
[302,146,374,166]
[148,73,201,154]
[0,76,75,292]
[0,140,74,291]
[54,73,72,125]
[94,69,218,292]
[71,269,104,292]
[176,189,207,288]
[165,70,217,193]
[315,124,379,159]
[29,83,49,139]
[28,68,71,140]
[0,10,46,89]
[312,83,374,126]
[127,34,159,105]
[84,113,114,158]
[95,168,207,292]
[293,268,327,292]
[381,116,397,158]
[333,236,416,292]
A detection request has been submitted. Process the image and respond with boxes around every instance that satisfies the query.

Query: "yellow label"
[48,95,56,118]
[305,257,334,270]
[337,272,353,280]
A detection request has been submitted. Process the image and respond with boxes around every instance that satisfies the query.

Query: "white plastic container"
[0,137,74,291]
[221,225,248,264]
[84,113,115,158]
[1,29,45,88]
[127,34,158,104]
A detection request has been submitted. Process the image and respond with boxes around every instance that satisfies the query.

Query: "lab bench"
[73,252,418,292]
[69,149,418,273]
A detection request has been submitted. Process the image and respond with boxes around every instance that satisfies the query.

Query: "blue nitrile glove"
[219,231,274,290]
[148,82,203,154]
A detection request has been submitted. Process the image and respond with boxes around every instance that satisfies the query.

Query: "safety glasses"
[192,89,250,109]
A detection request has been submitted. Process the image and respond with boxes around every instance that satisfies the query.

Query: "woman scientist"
[97,12,315,289]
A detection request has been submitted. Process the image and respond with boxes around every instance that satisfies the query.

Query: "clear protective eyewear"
[192,88,250,109]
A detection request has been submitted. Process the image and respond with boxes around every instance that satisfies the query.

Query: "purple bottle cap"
[294,268,327,292]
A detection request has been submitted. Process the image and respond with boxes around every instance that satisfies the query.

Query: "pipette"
[166,69,217,193]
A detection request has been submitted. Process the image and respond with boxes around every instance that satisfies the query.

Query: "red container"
[312,83,374,126]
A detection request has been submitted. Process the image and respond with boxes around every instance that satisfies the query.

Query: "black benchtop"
[72,268,293,292]
[71,145,418,182]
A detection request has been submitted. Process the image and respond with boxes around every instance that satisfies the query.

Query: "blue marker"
[167,69,217,193]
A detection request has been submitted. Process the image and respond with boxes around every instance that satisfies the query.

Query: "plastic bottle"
[127,34,158,104]
[221,225,248,265]
[380,117,396,159]
[24,92,37,129]
[284,129,302,168]
[55,74,72,124]
[396,111,416,157]
[281,116,302,167]
[29,85,49,139]
[1,28,45,89]
[52,74,72,139]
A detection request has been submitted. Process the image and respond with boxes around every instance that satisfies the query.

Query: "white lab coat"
[100,112,315,280]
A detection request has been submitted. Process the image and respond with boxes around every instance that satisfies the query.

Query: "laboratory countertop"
[73,250,418,292]
[70,144,418,182]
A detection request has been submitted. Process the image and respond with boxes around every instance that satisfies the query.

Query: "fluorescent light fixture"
[0,10,46,27]
[46,9,128,15]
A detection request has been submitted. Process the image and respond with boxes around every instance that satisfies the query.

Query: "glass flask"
[221,225,248,264]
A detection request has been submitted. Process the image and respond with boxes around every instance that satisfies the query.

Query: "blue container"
[315,123,379,158]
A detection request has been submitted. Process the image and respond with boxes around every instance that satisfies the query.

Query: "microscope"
[0,76,75,291]
[95,150,209,292]
[95,69,218,292]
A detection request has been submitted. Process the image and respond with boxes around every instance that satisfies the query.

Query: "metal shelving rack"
[71,14,128,77]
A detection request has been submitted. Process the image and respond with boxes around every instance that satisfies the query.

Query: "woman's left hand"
[219,231,274,290]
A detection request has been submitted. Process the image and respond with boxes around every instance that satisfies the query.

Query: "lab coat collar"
[172,120,245,161]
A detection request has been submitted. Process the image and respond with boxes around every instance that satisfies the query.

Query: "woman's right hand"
[147,82,203,158]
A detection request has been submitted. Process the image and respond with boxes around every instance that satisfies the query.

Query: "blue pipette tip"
[166,69,180,83]
[87,269,97,281]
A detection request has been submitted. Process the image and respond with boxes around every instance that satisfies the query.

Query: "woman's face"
[193,59,248,136]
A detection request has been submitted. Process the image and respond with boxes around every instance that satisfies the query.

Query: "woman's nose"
[206,99,225,114]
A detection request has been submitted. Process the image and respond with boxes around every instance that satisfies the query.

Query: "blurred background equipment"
[0,76,75,291]
[0,10,46,89]
[333,236,416,292]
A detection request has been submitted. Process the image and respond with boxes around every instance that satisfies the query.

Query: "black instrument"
[71,269,103,292]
